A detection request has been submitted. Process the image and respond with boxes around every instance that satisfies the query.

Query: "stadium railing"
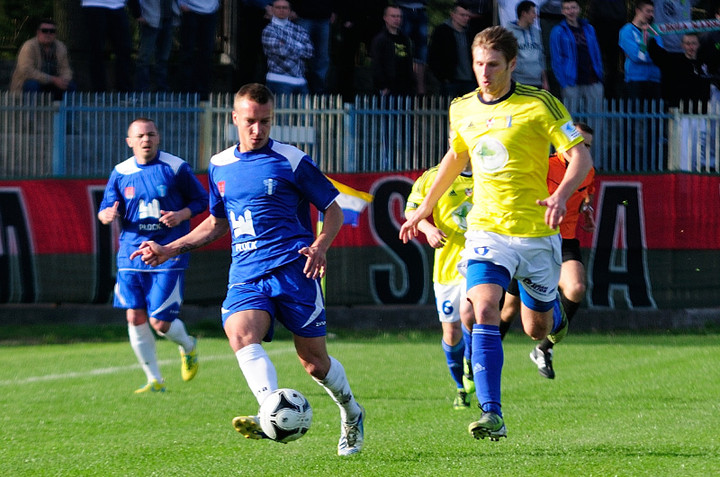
[1,91,718,179]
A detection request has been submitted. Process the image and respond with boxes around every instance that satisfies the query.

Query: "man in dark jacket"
[428,2,476,97]
[371,5,415,96]
[648,32,711,109]
[649,31,713,170]
[334,0,387,101]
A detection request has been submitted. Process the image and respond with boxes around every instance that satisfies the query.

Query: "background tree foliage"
[0,0,53,58]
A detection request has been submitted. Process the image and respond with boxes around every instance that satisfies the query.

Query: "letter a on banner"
[588,182,657,309]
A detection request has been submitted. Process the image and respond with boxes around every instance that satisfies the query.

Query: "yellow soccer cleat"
[232,415,269,440]
[453,389,471,410]
[134,379,166,394]
[547,298,569,344]
[180,338,198,382]
[462,357,475,394]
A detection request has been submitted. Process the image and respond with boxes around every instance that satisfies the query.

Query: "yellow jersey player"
[405,162,475,410]
[400,26,593,441]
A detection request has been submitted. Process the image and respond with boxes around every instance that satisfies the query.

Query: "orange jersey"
[547,152,595,239]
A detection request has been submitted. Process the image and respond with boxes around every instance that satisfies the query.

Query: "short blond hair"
[472,26,518,64]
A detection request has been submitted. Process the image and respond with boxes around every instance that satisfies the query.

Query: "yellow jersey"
[449,82,583,237]
[406,166,474,285]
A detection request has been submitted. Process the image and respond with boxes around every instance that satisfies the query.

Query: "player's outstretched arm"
[537,142,593,229]
[130,214,230,267]
[399,148,468,243]
[405,209,447,248]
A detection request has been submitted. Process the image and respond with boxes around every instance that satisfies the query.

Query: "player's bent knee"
[521,313,552,340]
[300,357,330,380]
[563,282,586,302]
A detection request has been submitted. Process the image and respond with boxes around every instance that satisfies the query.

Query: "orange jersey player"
[500,122,596,379]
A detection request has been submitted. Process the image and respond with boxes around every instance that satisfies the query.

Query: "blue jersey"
[99,151,208,271]
[208,140,339,284]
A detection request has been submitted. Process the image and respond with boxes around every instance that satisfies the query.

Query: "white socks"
[313,356,361,423]
[234,347,360,422]
[156,319,195,353]
[128,322,162,382]
[235,343,278,406]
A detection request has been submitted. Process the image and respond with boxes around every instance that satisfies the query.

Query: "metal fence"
[1,91,718,179]
[0,93,56,177]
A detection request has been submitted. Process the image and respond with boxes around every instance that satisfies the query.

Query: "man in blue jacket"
[549,0,603,108]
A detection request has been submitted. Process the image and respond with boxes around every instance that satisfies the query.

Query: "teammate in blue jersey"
[131,83,365,456]
[98,117,208,394]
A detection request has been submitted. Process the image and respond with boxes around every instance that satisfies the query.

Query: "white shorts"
[459,230,562,303]
[433,281,467,323]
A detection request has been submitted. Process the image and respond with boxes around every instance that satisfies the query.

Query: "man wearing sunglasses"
[10,19,75,100]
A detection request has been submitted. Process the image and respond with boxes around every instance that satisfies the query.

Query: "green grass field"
[1,328,719,476]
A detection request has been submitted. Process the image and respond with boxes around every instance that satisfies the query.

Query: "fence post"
[52,99,65,176]
[199,95,213,169]
[668,107,680,171]
[344,101,356,172]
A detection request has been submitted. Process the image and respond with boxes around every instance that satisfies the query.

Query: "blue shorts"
[114,269,184,321]
[221,259,327,341]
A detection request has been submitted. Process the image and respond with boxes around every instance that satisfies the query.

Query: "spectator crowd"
[6,0,720,112]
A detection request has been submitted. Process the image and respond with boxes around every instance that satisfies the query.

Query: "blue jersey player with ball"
[132,83,365,455]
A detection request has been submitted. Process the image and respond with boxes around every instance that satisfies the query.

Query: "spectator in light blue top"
[619,0,663,100]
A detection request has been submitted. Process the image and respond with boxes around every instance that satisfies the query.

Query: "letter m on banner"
[587,182,656,309]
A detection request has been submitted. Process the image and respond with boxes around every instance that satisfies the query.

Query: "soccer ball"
[258,388,313,443]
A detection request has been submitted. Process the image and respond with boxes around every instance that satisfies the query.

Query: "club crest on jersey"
[465,188,473,197]
[485,117,495,129]
[156,185,167,197]
[471,137,509,173]
[124,187,135,199]
[217,180,226,197]
[264,178,276,195]
[230,209,256,237]
[453,201,472,231]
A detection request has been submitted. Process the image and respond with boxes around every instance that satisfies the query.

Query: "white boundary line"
[0,347,295,386]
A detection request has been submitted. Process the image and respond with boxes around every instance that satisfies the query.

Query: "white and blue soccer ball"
[259,388,313,443]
